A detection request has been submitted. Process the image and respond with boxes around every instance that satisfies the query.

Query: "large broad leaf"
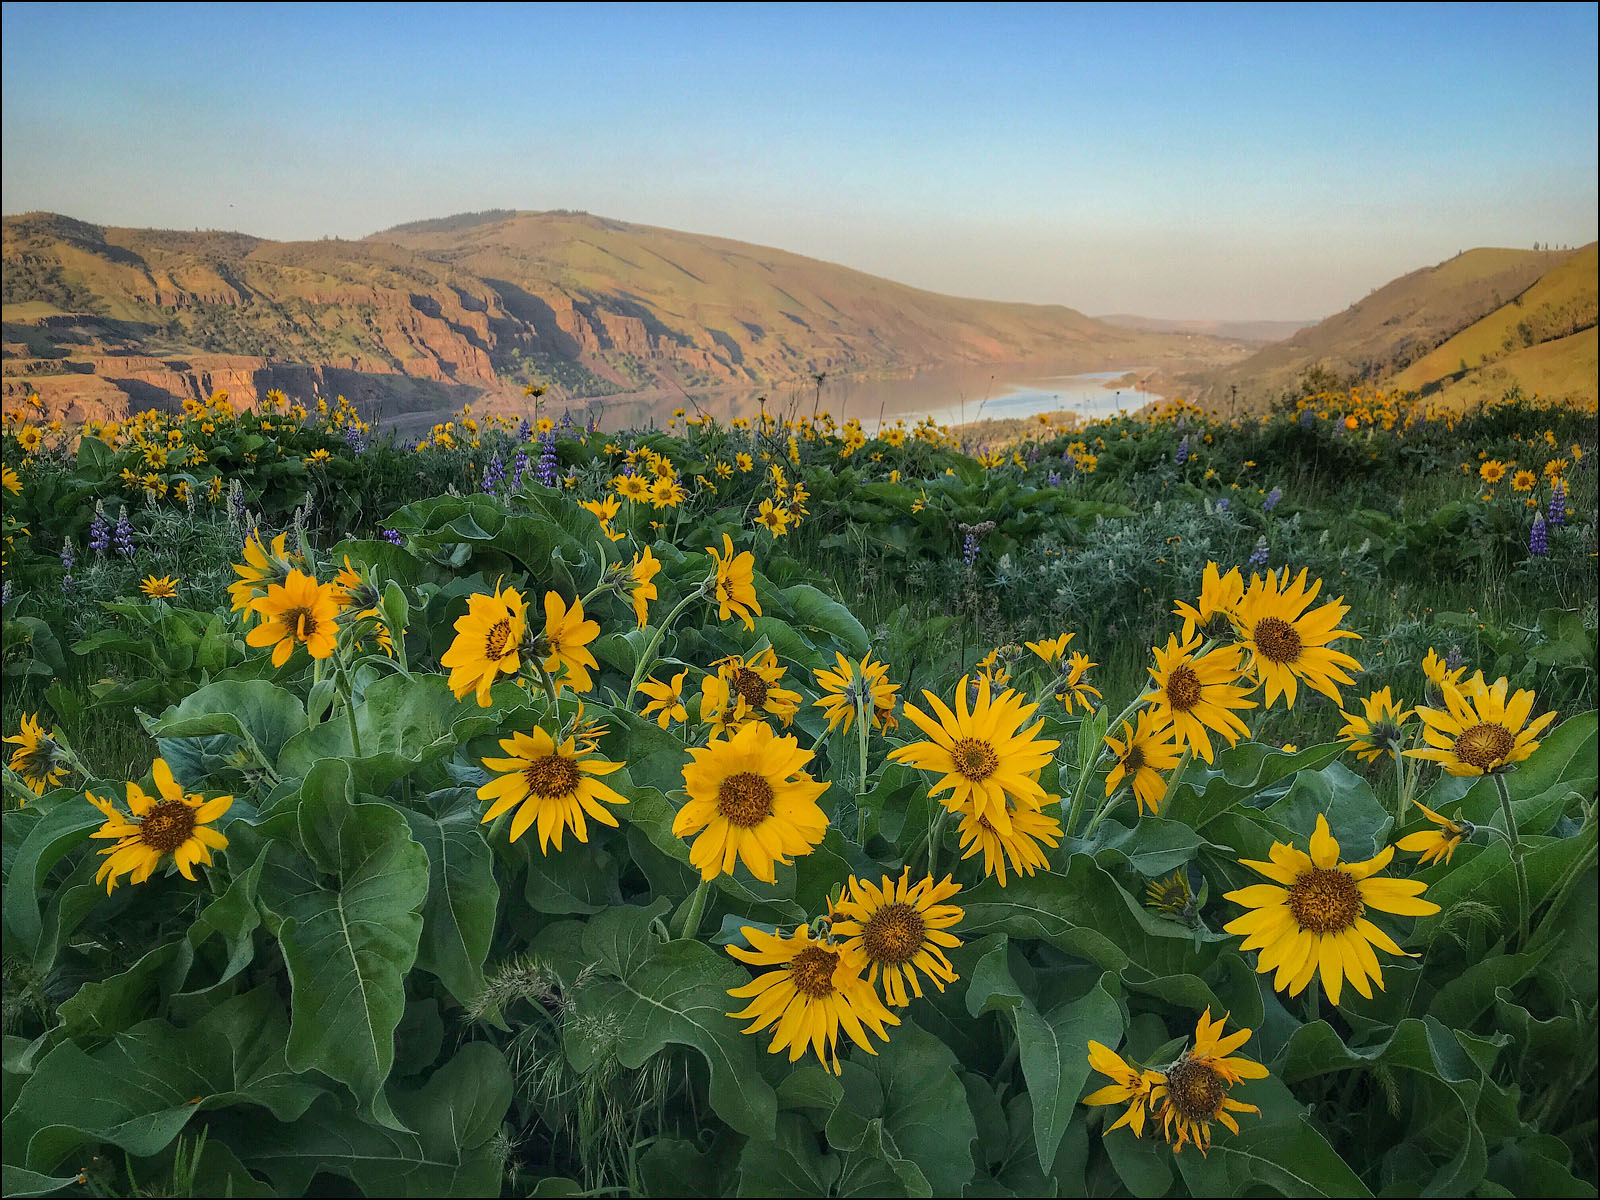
[823,1020,978,1197]
[784,584,870,657]
[2,797,107,969]
[147,680,307,781]
[564,900,778,1140]
[3,987,321,1174]
[1170,1075,1371,1197]
[220,1042,512,1197]
[965,942,1124,1176]
[737,1111,842,1197]
[403,789,500,1008]
[1279,1015,1519,1195]
[1164,741,1344,831]
[257,769,428,1119]
[275,672,494,788]
[959,854,1228,980]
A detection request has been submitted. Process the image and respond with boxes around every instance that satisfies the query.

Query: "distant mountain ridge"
[1095,315,1315,344]
[1,209,1230,425]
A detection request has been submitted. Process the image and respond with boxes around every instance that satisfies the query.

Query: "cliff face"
[2,209,1204,423]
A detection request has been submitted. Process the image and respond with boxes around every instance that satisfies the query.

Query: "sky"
[2,2,1596,320]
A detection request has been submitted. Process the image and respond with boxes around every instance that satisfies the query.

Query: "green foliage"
[1,396,1596,1196]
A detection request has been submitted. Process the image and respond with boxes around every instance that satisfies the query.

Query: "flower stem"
[1493,771,1532,948]
[625,584,707,703]
[675,878,711,940]
[927,805,950,880]
[855,690,871,841]
[333,654,363,756]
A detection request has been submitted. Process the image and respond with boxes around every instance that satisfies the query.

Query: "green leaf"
[58,939,193,1044]
[566,900,778,1139]
[403,790,500,1008]
[148,680,307,779]
[275,672,481,788]
[784,583,870,656]
[4,987,321,1174]
[2,797,105,969]
[738,1111,841,1196]
[257,775,428,1119]
[824,1020,977,1197]
[222,1042,512,1196]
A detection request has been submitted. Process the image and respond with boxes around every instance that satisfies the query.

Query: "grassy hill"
[2,209,1230,422]
[1388,244,1597,405]
[1192,246,1585,409]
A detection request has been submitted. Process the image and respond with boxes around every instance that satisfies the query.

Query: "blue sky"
[2,2,1595,318]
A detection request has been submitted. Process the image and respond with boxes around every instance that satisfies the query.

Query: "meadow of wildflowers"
[0,381,1596,1197]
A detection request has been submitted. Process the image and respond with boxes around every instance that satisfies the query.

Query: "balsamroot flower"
[1143,635,1255,764]
[725,925,899,1073]
[674,721,829,883]
[707,534,761,630]
[1408,678,1555,776]
[890,676,1058,835]
[477,727,627,851]
[828,869,964,1006]
[1224,815,1438,1005]
[1104,710,1183,816]
[246,569,341,667]
[1231,568,1362,709]
[89,758,231,892]
[442,581,528,706]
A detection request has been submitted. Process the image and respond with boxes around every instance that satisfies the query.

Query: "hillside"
[1,210,1233,424]
[1388,243,1597,405]
[1191,246,1585,409]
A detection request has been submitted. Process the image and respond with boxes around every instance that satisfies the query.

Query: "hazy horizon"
[3,2,1596,321]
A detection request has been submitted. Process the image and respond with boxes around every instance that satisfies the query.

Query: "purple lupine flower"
[1047,470,1061,487]
[113,510,135,558]
[1247,536,1269,568]
[1446,645,1463,673]
[560,411,575,431]
[510,448,529,488]
[60,537,76,593]
[1,579,11,608]
[1299,409,1315,427]
[88,504,111,555]
[229,484,249,523]
[535,430,558,487]
[1548,479,1567,527]
[1174,435,1189,466]
[344,425,365,453]
[1529,513,1548,556]
[516,418,532,442]
[1263,486,1282,512]
[481,453,505,493]
[1215,497,1230,514]
[382,528,403,547]
[962,532,980,565]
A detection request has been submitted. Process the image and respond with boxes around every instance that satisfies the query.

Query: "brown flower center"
[1165,665,1203,711]
[524,753,581,798]
[732,667,770,708]
[140,800,197,852]
[861,902,927,964]
[282,606,318,642]
[1122,743,1146,772]
[1165,1056,1225,1122]
[484,618,512,661]
[951,737,999,781]
[716,772,775,827]
[1253,616,1303,664]
[1453,722,1515,771]
[788,945,839,998]
[1288,867,1362,934]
